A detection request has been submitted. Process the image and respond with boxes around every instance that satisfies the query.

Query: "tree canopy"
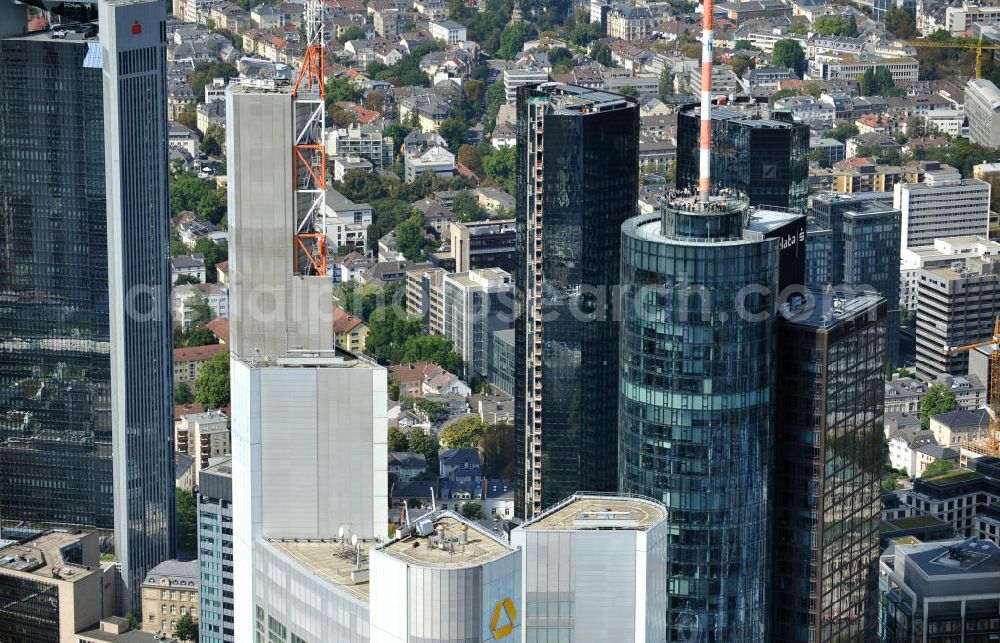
[922,458,955,478]
[920,383,957,429]
[498,22,531,59]
[187,61,238,102]
[439,415,488,449]
[812,14,858,37]
[194,350,230,408]
[773,39,807,76]
[170,173,227,224]
[885,5,917,39]
[388,426,409,452]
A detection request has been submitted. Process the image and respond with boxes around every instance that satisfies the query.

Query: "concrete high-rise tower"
[0,0,175,612]
[618,194,779,640]
[514,83,639,518]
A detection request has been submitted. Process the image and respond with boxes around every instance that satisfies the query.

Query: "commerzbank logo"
[490,597,517,639]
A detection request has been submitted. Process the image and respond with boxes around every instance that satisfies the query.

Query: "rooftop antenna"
[698,0,715,203]
[430,486,436,510]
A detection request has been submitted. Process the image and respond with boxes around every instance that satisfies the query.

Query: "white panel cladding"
[575,530,637,639]
[480,549,522,642]
[642,517,670,642]
[260,368,320,537]
[370,550,409,642]
[231,361,260,643]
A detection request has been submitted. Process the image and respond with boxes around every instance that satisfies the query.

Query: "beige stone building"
[141,559,200,637]
[0,530,117,642]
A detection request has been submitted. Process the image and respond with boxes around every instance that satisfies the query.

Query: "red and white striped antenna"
[698,0,714,203]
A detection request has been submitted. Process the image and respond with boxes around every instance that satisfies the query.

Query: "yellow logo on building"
[490,597,517,639]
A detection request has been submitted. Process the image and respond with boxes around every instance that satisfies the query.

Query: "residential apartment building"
[503,66,549,105]
[946,1,1000,34]
[773,292,886,642]
[173,343,227,391]
[428,19,466,44]
[899,236,1000,313]
[327,124,393,169]
[404,145,454,182]
[332,306,369,353]
[405,266,448,334]
[915,249,1000,378]
[966,78,1000,149]
[516,84,639,517]
[894,171,991,250]
[176,411,231,481]
[198,459,234,643]
[442,268,514,380]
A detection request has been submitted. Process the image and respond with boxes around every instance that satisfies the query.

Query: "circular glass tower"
[619,193,779,641]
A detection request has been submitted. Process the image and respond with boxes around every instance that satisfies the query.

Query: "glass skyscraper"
[773,291,886,642]
[676,104,810,211]
[0,1,174,613]
[808,192,901,366]
[619,194,779,641]
[0,22,113,531]
[515,84,639,518]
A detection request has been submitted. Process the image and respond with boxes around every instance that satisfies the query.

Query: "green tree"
[337,167,389,203]
[338,25,365,44]
[788,22,808,35]
[193,237,227,281]
[828,122,860,143]
[383,120,412,155]
[658,68,675,100]
[194,350,230,408]
[414,399,450,423]
[175,274,201,286]
[773,39,807,76]
[126,613,140,630]
[618,84,639,99]
[183,326,219,348]
[812,14,858,37]
[590,41,613,67]
[396,213,431,261]
[174,613,198,641]
[439,415,488,448]
[452,190,485,221]
[176,101,198,130]
[498,22,530,59]
[388,426,410,451]
[460,502,484,520]
[366,304,425,363]
[769,88,799,105]
[200,124,225,157]
[922,458,955,478]
[325,76,364,105]
[569,19,602,46]
[859,66,896,96]
[457,145,483,175]
[407,427,439,471]
[920,383,957,429]
[400,335,463,374]
[734,39,756,50]
[176,488,197,554]
[438,118,469,152]
[389,378,400,400]
[885,4,917,39]
[478,423,514,478]
[463,78,485,106]
[175,382,194,404]
[549,47,576,73]
[484,81,506,133]
[187,61,238,102]
[729,55,753,78]
[482,146,516,195]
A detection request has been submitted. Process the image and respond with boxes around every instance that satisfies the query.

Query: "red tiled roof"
[173,343,226,363]
[174,403,205,418]
[203,318,230,344]
[332,305,366,333]
[390,362,439,384]
[216,260,229,273]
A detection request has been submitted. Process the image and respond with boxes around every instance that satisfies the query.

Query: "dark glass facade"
[0,29,114,528]
[0,574,60,642]
[809,192,901,366]
[676,105,810,210]
[773,292,886,643]
[515,84,639,518]
[619,198,779,641]
[101,0,176,612]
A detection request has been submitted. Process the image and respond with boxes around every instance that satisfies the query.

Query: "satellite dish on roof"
[351,535,358,547]
[338,527,345,539]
